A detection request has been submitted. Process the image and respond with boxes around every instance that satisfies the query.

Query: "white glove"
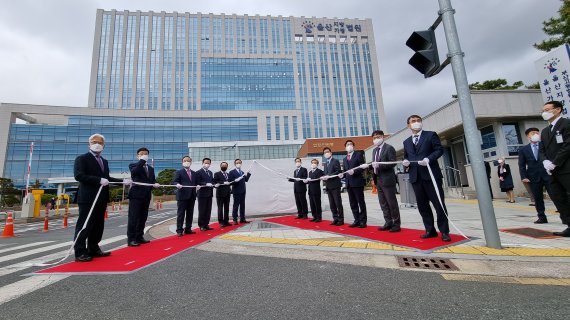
[358,163,369,170]
[223,181,230,185]
[196,185,202,190]
[418,158,429,166]
[235,176,243,182]
[347,169,355,175]
[122,178,132,186]
[176,183,183,189]
[320,175,330,181]
[214,183,220,188]
[338,173,345,178]
[153,183,160,188]
[372,162,380,169]
[206,183,213,187]
[546,169,553,176]
[100,178,109,186]
[402,159,410,167]
[543,160,556,171]
[303,178,310,183]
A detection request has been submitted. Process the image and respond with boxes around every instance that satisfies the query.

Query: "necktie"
[532,144,538,160]
[187,169,192,180]
[144,165,149,177]
[296,168,299,177]
[375,148,380,162]
[347,154,351,161]
[238,169,242,175]
[549,124,554,131]
[95,154,104,172]
[223,172,228,180]
[413,135,419,145]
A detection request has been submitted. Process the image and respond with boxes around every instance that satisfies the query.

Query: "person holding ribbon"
[322,147,344,226]
[73,133,131,262]
[127,147,160,247]
[195,158,215,231]
[228,159,251,224]
[402,115,450,242]
[288,158,309,219]
[173,156,197,237]
[214,161,232,227]
[305,159,324,222]
[343,140,368,228]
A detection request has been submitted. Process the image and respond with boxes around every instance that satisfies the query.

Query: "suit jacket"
[371,143,397,187]
[343,151,366,188]
[518,143,550,183]
[540,117,570,175]
[194,168,215,198]
[323,157,342,190]
[213,171,232,198]
[288,167,308,193]
[128,159,156,199]
[228,168,251,195]
[403,130,444,184]
[307,168,324,195]
[74,152,123,205]
[172,168,197,201]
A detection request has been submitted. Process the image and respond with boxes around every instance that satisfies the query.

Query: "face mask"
[498,160,503,164]
[203,164,210,170]
[182,161,191,168]
[139,155,149,161]
[89,143,104,153]
[542,111,554,121]
[311,163,317,169]
[236,163,242,169]
[530,134,540,143]
[346,145,354,153]
[411,122,422,130]
[373,138,383,146]
[221,166,228,171]
[324,153,331,159]
[295,162,301,168]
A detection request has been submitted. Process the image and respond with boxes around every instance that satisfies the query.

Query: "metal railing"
[444,166,464,198]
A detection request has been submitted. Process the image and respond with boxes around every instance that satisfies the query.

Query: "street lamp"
[121,171,129,202]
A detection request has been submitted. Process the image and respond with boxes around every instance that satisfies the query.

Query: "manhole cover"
[500,227,560,239]
[397,256,459,271]
[256,222,286,229]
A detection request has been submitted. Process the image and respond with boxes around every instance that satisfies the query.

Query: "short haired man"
[288,158,309,219]
[306,158,324,222]
[343,140,368,228]
[213,162,232,227]
[172,156,197,236]
[322,147,344,226]
[195,157,215,231]
[228,159,252,224]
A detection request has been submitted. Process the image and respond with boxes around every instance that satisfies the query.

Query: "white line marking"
[163,247,172,251]
[0,241,55,255]
[124,261,136,265]
[0,242,73,264]
[0,275,69,305]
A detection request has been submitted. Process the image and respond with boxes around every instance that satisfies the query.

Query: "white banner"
[535,44,570,118]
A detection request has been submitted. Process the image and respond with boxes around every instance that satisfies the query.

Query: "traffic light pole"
[437,0,502,248]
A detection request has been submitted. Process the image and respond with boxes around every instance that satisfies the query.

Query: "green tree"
[0,177,20,208]
[526,82,541,89]
[153,169,176,196]
[535,0,570,52]
[469,79,524,90]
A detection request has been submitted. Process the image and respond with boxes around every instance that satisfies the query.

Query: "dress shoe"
[348,223,359,228]
[75,254,93,262]
[90,249,111,257]
[205,226,214,230]
[389,226,401,233]
[334,221,344,226]
[358,224,367,228]
[301,216,309,219]
[310,218,317,222]
[378,224,393,231]
[529,203,535,206]
[441,233,451,242]
[233,220,239,225]
[295,216,302,219]
[128,241,140,247]
[184,229,196,234]
[329,221,338,225]
[138,238,151,244]
[240,219,250,224]
[553,228,570,237]
[314,219,322,222]
[420,232,438,239]
[177,232,183,237]
[200,227,208,232]
[534,218,548,224]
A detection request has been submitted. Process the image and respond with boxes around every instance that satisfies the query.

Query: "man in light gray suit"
[370,130,401,232]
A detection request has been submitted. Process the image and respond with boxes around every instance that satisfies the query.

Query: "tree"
[535,0,570,52]
[0,178,20,208]
[153,169,176,196]
[469,79,524,90]
[526,82,541,89]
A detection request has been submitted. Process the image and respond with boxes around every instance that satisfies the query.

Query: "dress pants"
[232,193,246,220]
[347,186,367,225]
[411,178,449,234]
[326,188,344,222]
[376,182,401,227]
[127,196,151,242]
[294,192,309,217]
[550,173,570,225]
[176,198,195,233]
[530,179,553,220]
[217,195,231,224]
[308,193,322,219]
[198,196,213,228]
[74,200,107,257]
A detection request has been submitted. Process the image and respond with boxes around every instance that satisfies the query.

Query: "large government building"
[0,9,386,187]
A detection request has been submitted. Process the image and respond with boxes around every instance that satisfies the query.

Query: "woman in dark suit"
[497,157,515,203]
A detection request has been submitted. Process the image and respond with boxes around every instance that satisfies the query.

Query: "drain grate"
[256,222,286,229]
[397,256,459,271]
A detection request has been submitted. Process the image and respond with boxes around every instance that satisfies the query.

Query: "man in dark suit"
[519,127,553,224]
[539,101,570,236]
[402,115,450,242]
[370,130,401,232]
[213,162,232,227]
[73,133,129,262]
[195,158,215,231]
[306,159,324,222]
[172,156,197,237]
[127,147,160,247]
[288,158,309,219]
[228,159,251,224]
[321,147,344,226]
[343,140,368,228]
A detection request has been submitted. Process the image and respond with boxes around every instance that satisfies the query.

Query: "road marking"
[164,247,172,251]
[124,261,136,265]
[0,275,69,305]
[441,274,570,286]
[0,242,73,264]
[0,241,55,255]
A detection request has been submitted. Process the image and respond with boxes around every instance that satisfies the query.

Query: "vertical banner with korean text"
[535,44,570,118]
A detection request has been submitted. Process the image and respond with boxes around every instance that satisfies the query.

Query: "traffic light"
[406,29,440,78]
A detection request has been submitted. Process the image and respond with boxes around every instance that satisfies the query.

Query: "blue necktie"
[532,144,538,160]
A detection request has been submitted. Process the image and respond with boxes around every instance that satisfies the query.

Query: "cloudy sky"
[0,0,562,132]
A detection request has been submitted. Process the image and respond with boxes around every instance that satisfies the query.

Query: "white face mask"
[530,134,540,143]
[324,152,331,159]
[542,111,554,121]
[182,161,191,168]
[498,159,504,164]
[373,138,383,146]
[346,145,354,153]
[295,162,301,168]
[203,164,210,170]
[139,155,149,161]
[311,163,318,169]
[411,122,423,130]
[89,143,104,153]
[235,163,242,169]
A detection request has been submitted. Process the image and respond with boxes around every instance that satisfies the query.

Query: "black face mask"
[221,167,228,171]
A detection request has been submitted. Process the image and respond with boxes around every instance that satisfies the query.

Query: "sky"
[0,0,562,132]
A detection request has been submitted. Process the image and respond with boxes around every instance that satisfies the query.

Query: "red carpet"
[36,223,241,274]
[263,215,469,251]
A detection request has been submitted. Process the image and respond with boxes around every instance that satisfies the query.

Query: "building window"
[292,116,298,140]
[275,116,281,140]
[266,116,271,140]
[502,123,523,156]
[284,116,289,140]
